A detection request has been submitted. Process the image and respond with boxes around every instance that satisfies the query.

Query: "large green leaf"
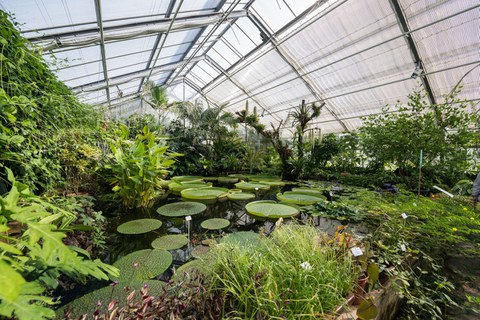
[200,218,230,230]
[234,182,270,191]
[276,191,325,205]
[151,234,189,250]
[112,249,172,282]
[245,200,300,219]
[0,260,25,303]
[168,181,208,192]
[156,201,206,217]
[291,187,323,195]
[116,218,162,234]
[181,187,229,200]
[227,192,255,201]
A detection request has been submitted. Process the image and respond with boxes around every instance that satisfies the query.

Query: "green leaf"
[367,263,379,286]
[0,260,25,302]
[0,242,23,255]
[356,298,378,320]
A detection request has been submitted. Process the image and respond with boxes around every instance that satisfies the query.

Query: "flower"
[463,207,468,211]
[452,227,458,232]
[471,217,475,220]
[300,261,312,270]
[133,262,139,268]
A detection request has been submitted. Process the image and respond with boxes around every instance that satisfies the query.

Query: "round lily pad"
[191,245,211,258]
[227,192,256,200]
[172,259,209,281]
[291,187,323,195]
[168,181,208,192]
[151,234,189,250]
[218,176,239,184]
[201,218,230,230]
[245,200,300,219]
[112,249,172,281]
[276,191,325,205]
[259,180,286,187]
[181,187,229,200]
[117,219,162,234]
[171,176,204,182]
[248,175,281,182]
[156,201,207,217]
[234,181,270,191]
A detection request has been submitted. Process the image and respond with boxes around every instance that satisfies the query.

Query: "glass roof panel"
[234,17,263,46]
[1,0,95,31]
[285,0,317,17]
[251,0,295,33]
[400,0,480,104]
[101,0,170,21]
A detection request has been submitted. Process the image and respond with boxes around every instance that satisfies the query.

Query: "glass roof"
[1,0,478,135]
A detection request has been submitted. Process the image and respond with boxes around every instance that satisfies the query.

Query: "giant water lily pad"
[276,191,325,205]
[171,259,209,281]
[171,176,204,182]
[201,218,230,230]
[227,192,256,200]
[234,181,270,191]
[181,187,229,200]
[259,180,286,187]
[168,181,208,192]
[59,280,166,318]
[291,187,323,195]
[191,245,211,258]
[156,201,207,217]
[248,175,282,182]
[151,234,189,250]
[218,176,239,184]
[112,249,172,282]
[117,219,162,234]
[245,200,300,219]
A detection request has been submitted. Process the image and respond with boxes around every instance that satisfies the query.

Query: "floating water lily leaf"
[227,192,255,200]
[234,182,270,191]
[172,259,209,281]
[291,187,323,195]
[168,181,208,192]
[276,191,325,205]
[218,176,239,184]
[59,280,166,318]
[259,180,285,187]
[220,231,261,247]
[181,187,229,200]
[156,201,206,217]
[228,173,249,180]
[171,176,204,182]
[191,245,211,258]
[201,218,230,230]
[248,175,281,182]
[112,249,172,282]
[245,200,300,219]
[151,234,189,250]
[117,219,162,234]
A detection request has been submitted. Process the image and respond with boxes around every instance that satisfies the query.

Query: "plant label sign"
[401,212,408,219]
[185,215,192,222]
[401,244,407,252]
[351,247,363,257]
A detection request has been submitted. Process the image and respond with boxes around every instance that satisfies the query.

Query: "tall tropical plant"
[289,99,324,159]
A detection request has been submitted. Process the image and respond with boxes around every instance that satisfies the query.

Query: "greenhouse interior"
[0,0,479,319]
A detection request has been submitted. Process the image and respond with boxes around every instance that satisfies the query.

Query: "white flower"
[300,261,312,270]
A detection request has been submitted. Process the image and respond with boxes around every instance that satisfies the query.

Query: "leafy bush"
[209,223,357,318]
[103,125,179,209]
[0,169,118,320]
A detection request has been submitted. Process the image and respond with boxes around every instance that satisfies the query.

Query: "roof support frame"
[205,55,285,125]
[205,3,479,109]
[248,13,349,131]
[388,0,436,105]
[94,0,110,106]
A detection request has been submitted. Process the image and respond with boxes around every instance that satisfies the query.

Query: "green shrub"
[103,125,179,209]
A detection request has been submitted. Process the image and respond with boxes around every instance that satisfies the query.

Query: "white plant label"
[300,261,312,270]
[401,212,408,219]
[185,215,192,222]
[401,244,407,251]
[351,247,363,257]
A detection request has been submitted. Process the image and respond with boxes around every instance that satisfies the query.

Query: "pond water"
[102,182,289,267]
